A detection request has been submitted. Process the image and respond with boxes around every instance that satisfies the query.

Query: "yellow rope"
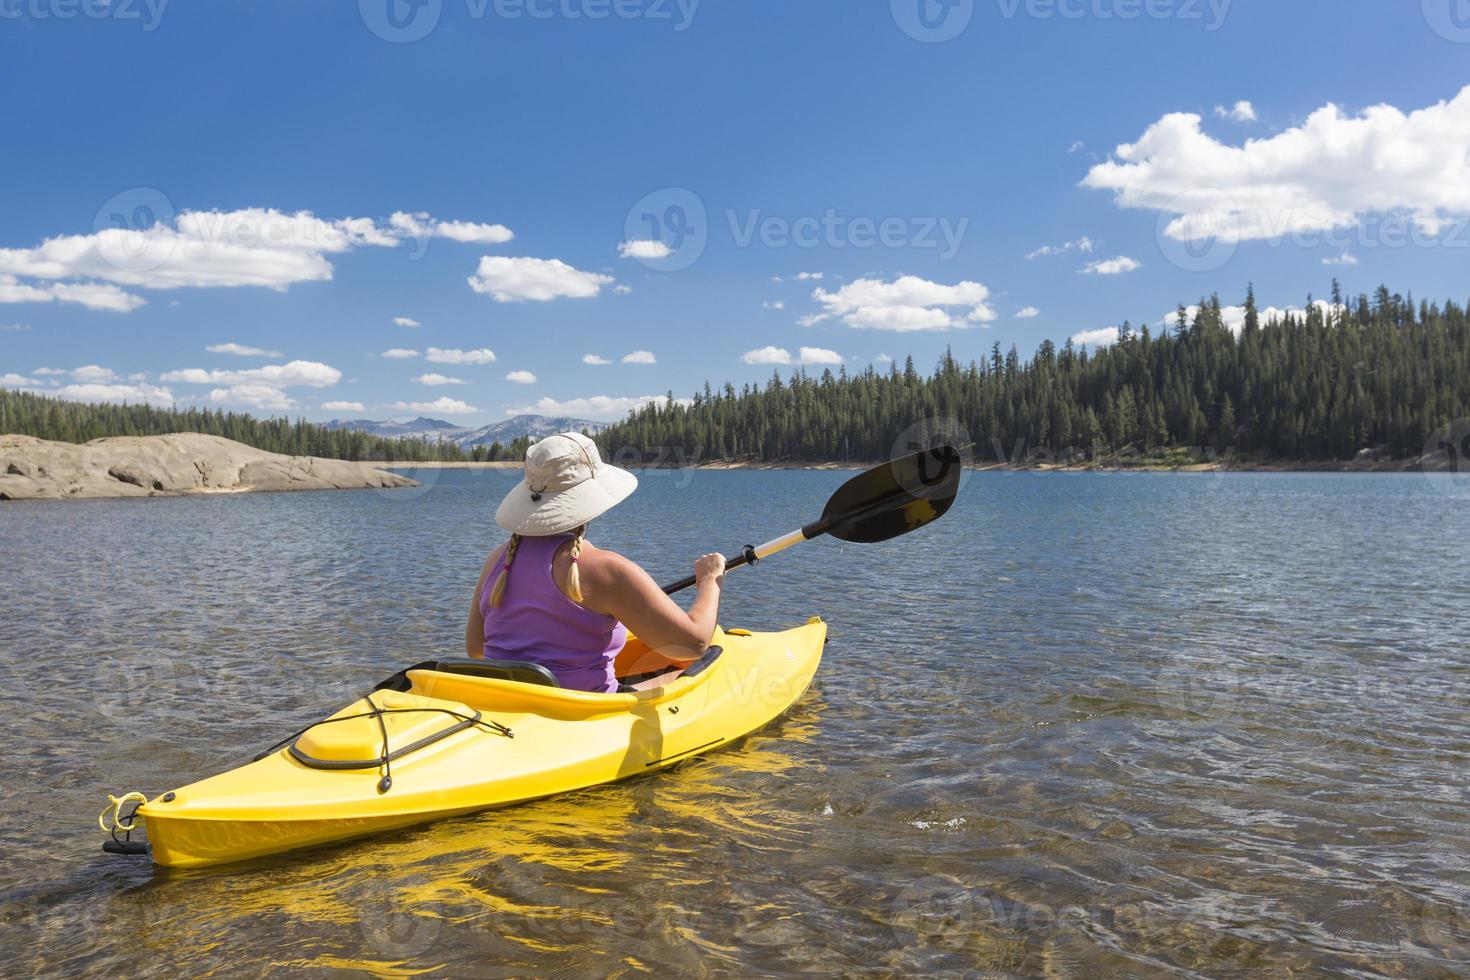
[98,792,148,834]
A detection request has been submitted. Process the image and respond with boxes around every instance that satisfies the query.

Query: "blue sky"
[2,1,1468,423]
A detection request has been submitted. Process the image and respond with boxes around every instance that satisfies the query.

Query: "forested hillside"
[597,286,1470,465]
[0,389,468,463]
[6,285,1467,467]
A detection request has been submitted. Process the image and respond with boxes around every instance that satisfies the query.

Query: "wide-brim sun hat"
[495,431,637,536]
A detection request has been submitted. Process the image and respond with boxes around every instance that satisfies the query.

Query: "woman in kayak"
[465,431,726,693]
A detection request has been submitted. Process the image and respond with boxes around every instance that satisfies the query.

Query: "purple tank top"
[480,534,626,694]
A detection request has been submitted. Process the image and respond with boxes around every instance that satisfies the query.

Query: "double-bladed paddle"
[661,445,963,595]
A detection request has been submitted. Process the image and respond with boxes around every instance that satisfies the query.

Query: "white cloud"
[0,210,397,299]
[0,207,517,314]
[206,342,283,357]
[425,347,496,365]
[54,382,175,406]
[391,397,479,415]
[505,370,537,384]
[428,218,514,245]
[742,346,794,365]
[33,368,66,376]
[582,354,612,365]
[740,346,843,366]
[71,365,117,383]
[412,373,466,386]
[1067,140,1085,154]
[1070,327,1120,348]
[468,256,614,302]
[1214,100,1258,123]
[798,346,843,365]
[612,285,632,295]
[806,276,996,332]
[875,353,893,365]
[794,272,824,281]
[1026,236,1095,259]
[1084,85,1470,243]
[0,323,31,331]
[392,316,421,328]
[506,394,671,421]
[1161,301,1340,335]
[1079,256,1142,275]
[1015,306,1040,319]
[618,240,671,259]
[2,372,39,386]
[0,274,144,312]
[322,400,365,412]
[762,300,785,310]
[161,360,341,388]
[382,348,420,359]
[389,212,514,245]
[208,384,296,411]
[621,350,656,365]
[1323,251,1360,266]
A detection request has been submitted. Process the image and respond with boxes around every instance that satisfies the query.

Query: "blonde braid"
[565,525,586,603]
[488,533,521,608]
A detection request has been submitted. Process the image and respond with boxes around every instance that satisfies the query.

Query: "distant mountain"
[322,413,607,448]
[458,414,608,448]
[321,416,463,438]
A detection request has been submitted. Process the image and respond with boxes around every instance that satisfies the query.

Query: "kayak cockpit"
[372,632,725,710]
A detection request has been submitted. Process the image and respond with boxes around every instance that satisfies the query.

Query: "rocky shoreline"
[0,433,418,501]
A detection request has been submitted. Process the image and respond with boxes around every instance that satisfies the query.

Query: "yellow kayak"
[135,618,826,867]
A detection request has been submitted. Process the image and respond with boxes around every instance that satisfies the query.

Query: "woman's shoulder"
[576,543,647,586]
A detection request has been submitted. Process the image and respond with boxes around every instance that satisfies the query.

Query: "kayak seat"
[617,645,723,687]
[373,659,561,693]
[433,659,561,689]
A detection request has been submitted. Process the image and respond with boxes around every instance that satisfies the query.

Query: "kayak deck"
[137,619,826,867]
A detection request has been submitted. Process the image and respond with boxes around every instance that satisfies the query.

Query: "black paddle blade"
[820,445,962,544]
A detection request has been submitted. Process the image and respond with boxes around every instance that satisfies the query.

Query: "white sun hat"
[495,431,637,536]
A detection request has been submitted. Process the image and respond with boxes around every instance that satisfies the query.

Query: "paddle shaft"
[659,486,911,596]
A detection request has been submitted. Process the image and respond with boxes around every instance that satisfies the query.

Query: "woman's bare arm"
[465,544,505,659]
[577,550,725,662]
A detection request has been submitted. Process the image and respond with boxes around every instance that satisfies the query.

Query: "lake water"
[1,467,1466,977]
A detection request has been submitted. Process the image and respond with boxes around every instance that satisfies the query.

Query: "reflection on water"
[0,469,1467,976]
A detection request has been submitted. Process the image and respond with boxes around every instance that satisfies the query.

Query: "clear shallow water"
[0,468,1466,977]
